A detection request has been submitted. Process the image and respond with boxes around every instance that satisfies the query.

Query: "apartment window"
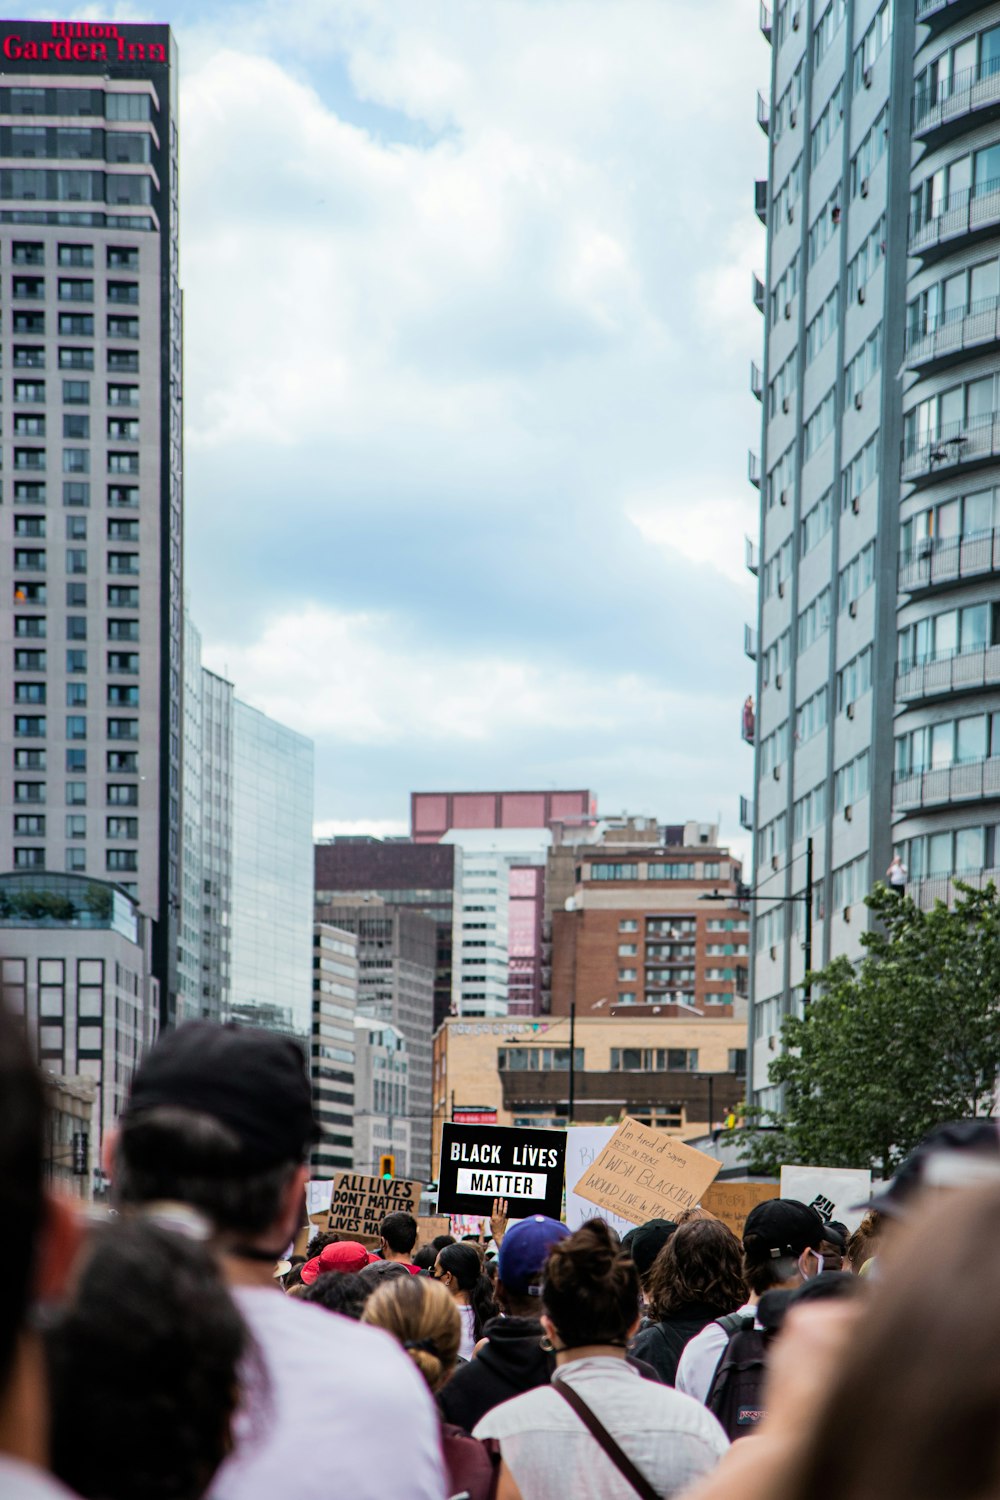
[15,617,46,639]
[763,537,793,599]
[106,651,139,674]
[66,815,86,840]
[12,241,44,263]
[809,80,843,169]
[588,863,638,881]
[618,968,637,981]
[13,312,45,335]
[14,650,46,671]
[619,919,639,932]
[66,617,86,640]
[14,781,46,802]
[66,683,87,707]
[800,489,833,557]
[803,388,836,460]
[14,517,45,539]
[107,485,138,508]
[59,347,94,370]
[853,0,892,91]
[805,289,839,365]
[107,280,139,304]
[108,453,139,475]
[844,324,883,406]
[59,313,94,337]
[65,850,86,873]
[898,601,997,670]
[65,782,86,805]
[58,278,93,302]
[108,383,138,407]
[836,646,874,710]
[66,584,86,607]
[13,483,46,506]
[618,943,638,957]
[14,381,45,404]
[107,417,139,441]
[14,848,45,869]
[618,991,637,1005]
[107,718,138,740]
[66,650,86,673]
[107,586,138,607]
[850,106,889,199]
[907,255,1000,344]
[107,316,139,339]
[107,685,138,707]
[769,256,799,323]
[797,587,831,652]
[58,244,94,267]
[14,683,46,704]
[647,862,691,878]
[766,441,796,511]
[834,750,871,811]
[107,849,138,872]
[14,815,45,836]
[107,350,139,372]
[106,95,152,121]
[761,628,791,687]
[65,715,86,740]
[62,449,89,475]
[106,816,138,839]
[107,552,139,575]
[808,189,842,267]
[107,783,138,805]
[841,435,879,512]
[895,712,1000,774]
[65,550,87,574]
[13,549,45,572]
[832,855,868,909]
[14,717,46,737]
[768,350,796,417]
[812,0,845,67]
[66,517,87,541]
[62,380,89,404]
[65,748,85,772]
[760,721,789,777]
[838,540,876,612]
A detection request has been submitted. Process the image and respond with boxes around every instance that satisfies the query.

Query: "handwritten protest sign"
[572,1116,721,1226]
[565,1126,638,1236]
[701,1180,779,1238]
[306,1179,334,1218]
[308,1172,421,1244]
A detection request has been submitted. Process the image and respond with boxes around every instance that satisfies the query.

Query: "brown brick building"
[550,825,749,1018]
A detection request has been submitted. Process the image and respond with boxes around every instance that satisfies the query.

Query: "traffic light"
[379,1153,395,1181]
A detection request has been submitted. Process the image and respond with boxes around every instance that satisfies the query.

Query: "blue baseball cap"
[497,1215,569,1294]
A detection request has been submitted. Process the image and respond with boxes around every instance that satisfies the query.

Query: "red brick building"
[550,830,748,1018]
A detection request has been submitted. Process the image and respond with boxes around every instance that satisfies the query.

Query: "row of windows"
[8,347,139,373]
[898,601,999,670]
[16,619,137,644]
[9,452,140,475]
[772,61,804,144]
[587,861,726,881]
[0,170,152,208]
[11,381,138,408]
[763,536,793,599]
[3,127,150,165]
[11,276,137,302]
[834,748,870,811]
[762,627,791,685]
[832,853,868,908]
[773,156,803,229]
[849,104,888,199]
[911,143,1000,231]
[13,549,138,571]
[812,0,846,68]
[800,488,833,557]
[838,540,875,612]
[904,373,1000,451]
[803,387,836,460]
[914,23,1000,122]
[8,483,138,509]
[14,683,138,705]
[908,255,1000,343]
[13,814,138,837]
[13,517,137,540]
[793,781,826,840]
[8,417,139,440]
[14,650,137,671]
[844,323,882,405]
[900,486,1000,559]
[12,771,137,804]
[836,644,872,709]
[805,287,838,365]
[13,716,138,739]
[795,684,828,745]
[0,88,153,121]
[903,825,996,882]
[846,215,886,303]
[5,312,139,337]
[13,847,137,872]
[798,587,831,653]
[895,712,1000,775]
[810,80,843,170]
[852,0,892,93]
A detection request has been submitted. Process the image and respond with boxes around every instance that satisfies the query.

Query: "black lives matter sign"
[437,1122,566,1218]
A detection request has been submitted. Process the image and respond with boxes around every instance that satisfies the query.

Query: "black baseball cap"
[742,1199,824,1263]
[123,1021,318,1168]
[621,1219,678,1278]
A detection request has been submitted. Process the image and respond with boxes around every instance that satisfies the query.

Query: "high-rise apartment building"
[0,21,182,1026]
[311,922,357,1176]
[749,0,1000,1105]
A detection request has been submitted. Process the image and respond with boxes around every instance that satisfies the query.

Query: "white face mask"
[798,1248,824,1281]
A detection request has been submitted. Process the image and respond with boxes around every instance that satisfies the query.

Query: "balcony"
[745,536,759,575]
[754,180,768,224]
[759,1,772,41]
[893,755,1000,814]
[757,90,769,135]
[913,60,1000,145]
[899,526,1000,594]
[905,297,1000,373]
[896,643,1000,704]
[750,361,763,401]
[900,409,1000,486]
[740,795,754,831]
[741,694,756,744]
[909,866,1000,910]
[499,1067,746,1123]
[909,178,1000,263]
[748,450,761,488]
[744,624,758,661]
[752,271,765,313]
[916,0,997,34]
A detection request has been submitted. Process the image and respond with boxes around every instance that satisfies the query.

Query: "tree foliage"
[740,883,1000,1179]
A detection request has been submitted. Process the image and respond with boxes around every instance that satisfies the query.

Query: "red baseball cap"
[301,1241,376,1283]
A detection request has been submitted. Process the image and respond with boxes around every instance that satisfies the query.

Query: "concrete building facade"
[310,922,357,1177]
[0,22,183,1026]
[431,1013,748,1180]
[354,1015,412,1178]
[749,0,1000,1105]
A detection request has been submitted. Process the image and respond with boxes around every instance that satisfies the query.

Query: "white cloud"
[314,817,409,840]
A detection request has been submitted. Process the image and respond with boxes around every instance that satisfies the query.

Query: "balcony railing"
[755,179,768,224]
[750,361,762,401]
[899,526,1000,593]
[893,754,1000,814]
[905,296,1000,370]
[896,643,1000,703]
[740,795,754,831]
[909,177,1000,258]
[752,271,765,313]
[744,624,758,661]
[909,866,1000,910]
[759,1,772,40]
[745,535,759,574]
[916,0,996,31]
[901,409,1000,484]
[757,90,769,135]
[748,450,761,487]
[913,58,1000,138]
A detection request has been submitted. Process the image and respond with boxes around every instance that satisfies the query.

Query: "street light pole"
[804,836,813,1004]
[568,1000,576,1124]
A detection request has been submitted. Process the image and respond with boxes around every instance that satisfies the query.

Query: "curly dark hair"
[645,1217,747,1322]
[47,1218,258,1500]
[302,1270,368,1320]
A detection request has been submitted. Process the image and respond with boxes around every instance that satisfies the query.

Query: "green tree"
[741,882,1000,1179]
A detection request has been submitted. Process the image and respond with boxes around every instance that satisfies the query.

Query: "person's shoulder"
[636,1381,730,1450]
[472,1383,561,1439]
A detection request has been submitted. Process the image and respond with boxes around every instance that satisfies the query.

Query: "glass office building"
[230,699,314,1043]
[749,0,1000,1104]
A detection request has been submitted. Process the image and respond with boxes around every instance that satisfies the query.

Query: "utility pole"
[804,836,813,1004]
[568,1000,576,1124]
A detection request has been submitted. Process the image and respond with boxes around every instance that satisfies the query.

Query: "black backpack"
[705,1312,768,1441]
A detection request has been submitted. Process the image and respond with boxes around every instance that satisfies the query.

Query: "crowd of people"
[5,1011,1000,1500]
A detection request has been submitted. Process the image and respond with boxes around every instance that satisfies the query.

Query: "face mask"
[798,1248,823,1281]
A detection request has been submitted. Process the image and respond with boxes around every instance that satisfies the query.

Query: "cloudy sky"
[42,0,767,848]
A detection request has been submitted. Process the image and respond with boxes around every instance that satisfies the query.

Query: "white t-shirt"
[674,1301,758,1405]
[457,1302,477,1362]
[210,1289,446,1500]
[473,1355,727,1500]
[0,1457,78,1500]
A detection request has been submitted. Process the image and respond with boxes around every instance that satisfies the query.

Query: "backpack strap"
[553,1380,662,1500]
[716,1312,755,1337]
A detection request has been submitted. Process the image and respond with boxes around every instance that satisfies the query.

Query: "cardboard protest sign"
[566,1126,639,1236]
[780,1165,872,1233]
[437,1122,566,1217]
[308,1172,421,1244]
[415,1216,452,1246]
[306,1179,334,1217]
[701,1180,779,1238]
[572,1116,721,1226]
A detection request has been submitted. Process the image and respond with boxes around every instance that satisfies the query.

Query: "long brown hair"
[782,1182,1000,1500]
[645,1217,747,1322]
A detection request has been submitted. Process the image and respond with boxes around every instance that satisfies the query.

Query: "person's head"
[412,1244,438,1272]
[781,1182,1000,1500]
[301,1271,368,1320]
[111,1022,318,1255]
[645,1217,747,1322]
[431,1233,455,1252]
[379,1211,418,1261]
[541,1220,640,1353]
[306,1229,342,1260]
[819,1220,848,1272]
[300,1240,371,1284]
[846,1211,882,1275]
[358,1259,411,1296]
[742,1198,825,1296]
[620,1218,678,1290]
[495,1214,570,1317]
[46,1217,251,1500]
[434,1241,498,1340]
[362,1274,460,1394]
